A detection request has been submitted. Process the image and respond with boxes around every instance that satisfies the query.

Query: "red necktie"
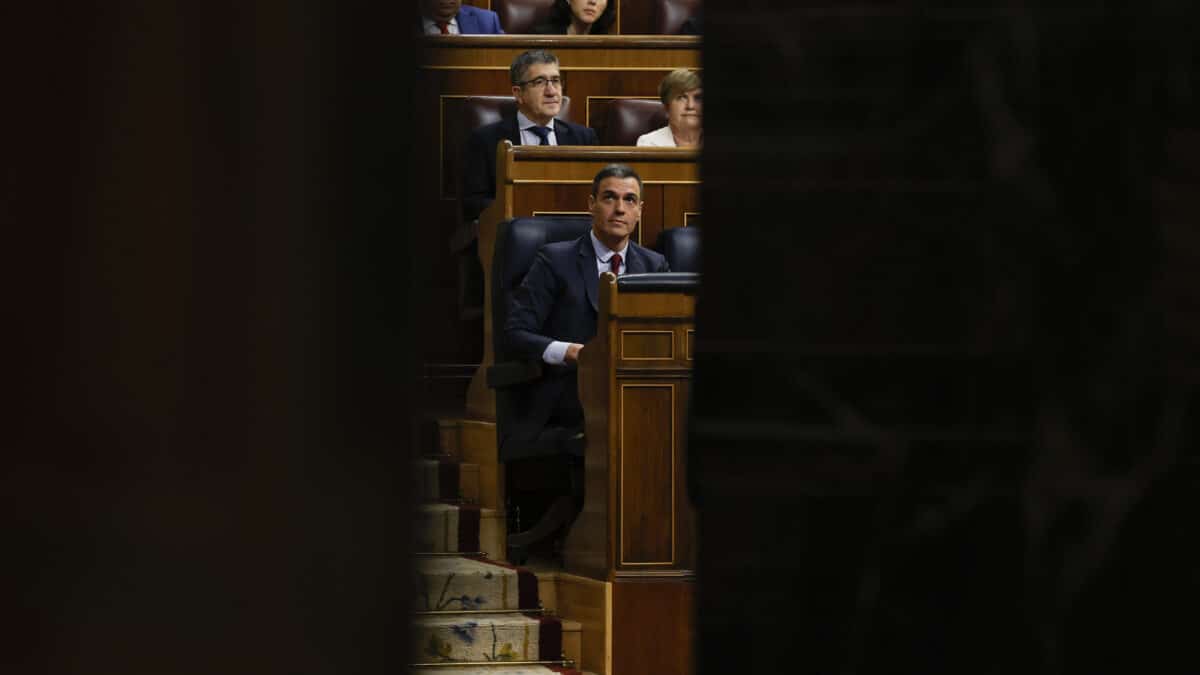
[610,253,622,276]
[435,21,449,34]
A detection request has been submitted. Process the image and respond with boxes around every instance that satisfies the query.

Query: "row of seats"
[462,96,667,146]
[486,0,699,35]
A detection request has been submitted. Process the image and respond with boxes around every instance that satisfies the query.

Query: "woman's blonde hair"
[658,69,701,106]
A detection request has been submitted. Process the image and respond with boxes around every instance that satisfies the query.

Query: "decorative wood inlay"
[621,330,674,360]
[686,329,695,360]
[619,383,675,566]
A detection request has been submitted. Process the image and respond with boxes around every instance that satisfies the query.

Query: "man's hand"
[564,343,584,363]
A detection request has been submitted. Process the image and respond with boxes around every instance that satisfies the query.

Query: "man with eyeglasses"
[462,49,598,223]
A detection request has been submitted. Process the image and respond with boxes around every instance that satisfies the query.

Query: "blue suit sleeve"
[504,249,559,360]
[490,11,505,34]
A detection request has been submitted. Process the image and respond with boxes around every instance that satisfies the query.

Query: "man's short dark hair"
[510,50,559,85]
[591,164,643,196]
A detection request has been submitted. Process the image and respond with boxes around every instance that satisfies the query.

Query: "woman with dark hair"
[533,0,614,35]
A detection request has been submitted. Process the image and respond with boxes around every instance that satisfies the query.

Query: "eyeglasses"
[516,76,564,89]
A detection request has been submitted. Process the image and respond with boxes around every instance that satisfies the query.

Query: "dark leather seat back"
[655,0,701,34]
[493,0,557,34]
[655,226,701,273]
[462,94,575,131]
[603,99,668,145]
[493,215,594,361]
[448,95,575,208]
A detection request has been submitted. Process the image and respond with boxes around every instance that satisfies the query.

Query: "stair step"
[415,458,481,503]
[412,612,566,665]
[415,556,540,612]
[415,504,506,560]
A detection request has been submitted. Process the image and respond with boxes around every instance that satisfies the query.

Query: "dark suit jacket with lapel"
[419,5,505,34]
[462,115,599,222]
[502,233,670,451]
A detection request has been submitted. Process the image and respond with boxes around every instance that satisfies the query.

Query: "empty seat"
[655,0,701,35]
[655,226,701,273]
[603,99,668,145]
[493,0,557,34]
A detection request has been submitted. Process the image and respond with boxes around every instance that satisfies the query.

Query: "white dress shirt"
[636,126,676,147]
[422,16,460,34]
[541,231,628,365]
[517,111,559,146]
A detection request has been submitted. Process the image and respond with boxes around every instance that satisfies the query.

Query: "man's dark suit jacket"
[502,233,669,457]
[462,116,598,222]
[419,5,506,34]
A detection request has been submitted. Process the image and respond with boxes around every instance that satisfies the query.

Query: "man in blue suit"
[462,50,599,222]
[503,164,670,449]
[419,0,505,35]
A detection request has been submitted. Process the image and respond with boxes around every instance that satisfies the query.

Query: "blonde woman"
[637,70,702,147]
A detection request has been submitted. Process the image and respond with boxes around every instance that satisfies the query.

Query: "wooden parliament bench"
[415,34,701,377]
[562,271,699,674]
[465,142,700,420]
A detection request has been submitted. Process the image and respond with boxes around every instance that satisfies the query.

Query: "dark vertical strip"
[536,615,563,661]
[456,504,481,553]
[438,460,461,500]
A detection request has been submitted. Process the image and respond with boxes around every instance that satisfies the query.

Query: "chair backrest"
[655,226,701,273]
[492,216,594,360]
[654,0,701,35]
[493,0,557,34]
[447,95,575,206]
[602,99,668,145]
[461,94,575,131]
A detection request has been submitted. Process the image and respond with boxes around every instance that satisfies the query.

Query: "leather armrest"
[487,360,544,388]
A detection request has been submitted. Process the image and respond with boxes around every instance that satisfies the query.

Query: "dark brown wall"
[5,3,416,672]
[692,2,1200,674]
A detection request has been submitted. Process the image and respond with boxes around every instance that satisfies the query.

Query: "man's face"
[423,0,461,22]
[589,176,642,248]
[512,62,563,124]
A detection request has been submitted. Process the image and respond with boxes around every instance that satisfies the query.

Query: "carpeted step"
[414,503,505,558]
[415,458,481,503]
[415,556,539,612]
[412,612,565,664]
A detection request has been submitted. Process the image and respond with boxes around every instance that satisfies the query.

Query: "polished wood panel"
[557,272,697,673]
[415,35,699,367]
[620,330,674,360]
[466,144,699,420]
[564,272,697,577]
[612,579,695,675]
[619,383,675,564]
[548,572,613,675]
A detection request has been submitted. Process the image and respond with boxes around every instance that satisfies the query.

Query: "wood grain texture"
[611,579,695,675]
[414,36,698,366]
[466,145,698,420]
[551,572,613,675]
[619,383,675,564]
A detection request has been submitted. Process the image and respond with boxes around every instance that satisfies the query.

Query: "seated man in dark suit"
[505,164,670,442]
[461,49,599,222]
[418,0,505,34]
[502,163,669,560]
